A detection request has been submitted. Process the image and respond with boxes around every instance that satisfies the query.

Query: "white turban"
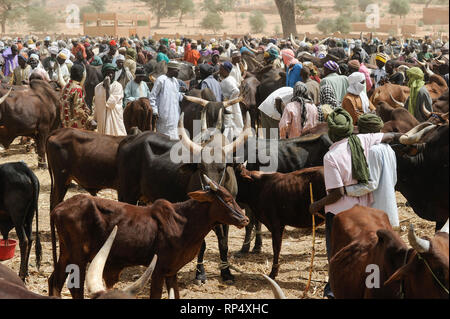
[116,54,125,62]
[348,72,370,114]
[48,46,59,55]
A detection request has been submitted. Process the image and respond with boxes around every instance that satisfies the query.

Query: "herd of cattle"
[0,47,449,299]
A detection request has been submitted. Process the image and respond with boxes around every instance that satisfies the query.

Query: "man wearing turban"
[10,52,31,85]
[404,67,433,122]
[309,108,402,299]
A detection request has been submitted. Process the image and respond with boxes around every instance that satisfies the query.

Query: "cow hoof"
[38,163,47,170]
[220,268,235,283]
[235,248,250,258]
[251,246,262,254]
[194,275,207,285]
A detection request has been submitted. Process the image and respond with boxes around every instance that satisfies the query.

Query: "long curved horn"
[243,39,259,54]
[421,101,432,119]
[123,255,158,295]
[223,111,253,155]
[318,37,329,45]
[86,226,118,296]
[290,34,299,50]
[0,88,12,104]
[178,113,203,155]
[399,123,436,145]
[263,275,286,299]
[439,219,449,234]
[408,224,430,253]
[389,92,405,108]
[215,108,223,131]
[184,95,210,108]
[203,174,218,191]
[223,96,243,108]
[201,110,207,133]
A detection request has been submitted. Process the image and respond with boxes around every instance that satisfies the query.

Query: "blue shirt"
[286,63,302,88]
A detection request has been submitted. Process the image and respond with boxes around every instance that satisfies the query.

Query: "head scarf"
[357,114,384,134]
[320,82,338,109]
[327,108,370,184]
[281,49,299,67]
[222,61,233,73]
[18,52,28,62]
[116,54,125,62]
[265,47,279,62]
[102,63,118,76]
[347,72,370,114]
[126,48,136,61]
[167,60,180,70]
[348,59,360,70]
[406,67,425,115]
[324,60,339,72]
[292,82,311,127]
[376,52,389,64]
[48,46,58,56]
[199,63,214,79]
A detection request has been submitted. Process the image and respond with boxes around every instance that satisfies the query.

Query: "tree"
[389,0,410,19]
[334,0,352,14]
[200,11,223,33]
[201,0,236,14]
[0,0,30,33]
[140,0,174,28]
[88,0,106,13]
[249,11,267,34]
[316,18,333,34]
[274,0,297,37]
[334,15,351,33]
[26,6,56,32]
[174,0,194,23]
[295,0,312,22]
[358,0,374,11]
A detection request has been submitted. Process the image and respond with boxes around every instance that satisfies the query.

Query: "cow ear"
[188,190,213,202]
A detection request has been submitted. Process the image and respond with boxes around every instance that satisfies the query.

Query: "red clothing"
[59,80,91,129]
[184,46,201,66]
[72,43,87,60]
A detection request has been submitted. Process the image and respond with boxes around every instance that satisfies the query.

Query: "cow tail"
[146,103,153,131]
[46,139,58,269]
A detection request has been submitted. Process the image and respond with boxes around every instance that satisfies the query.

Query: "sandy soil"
[0,138,437,299]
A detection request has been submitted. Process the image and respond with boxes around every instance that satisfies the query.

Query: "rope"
[417,253,449,295]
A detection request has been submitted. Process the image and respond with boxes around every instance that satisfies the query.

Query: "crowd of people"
[1,33,448,298]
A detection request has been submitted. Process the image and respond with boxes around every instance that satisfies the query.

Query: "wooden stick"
[303,183,316,298]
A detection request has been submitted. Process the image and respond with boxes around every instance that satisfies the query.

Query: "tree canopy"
[249,11,267,34]
[389,0,410,18]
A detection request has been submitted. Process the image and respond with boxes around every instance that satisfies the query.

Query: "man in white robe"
[220,61,244,141]
[124,67,151,106]
[93,63,127,136]
[229,50,244,86]
[149,61,185,140]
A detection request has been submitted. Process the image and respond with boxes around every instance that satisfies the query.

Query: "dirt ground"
[0,138,437,299]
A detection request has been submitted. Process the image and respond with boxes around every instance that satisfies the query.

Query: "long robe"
[93,81,127,136]
[220,75,244,141]
[149,74,184,140]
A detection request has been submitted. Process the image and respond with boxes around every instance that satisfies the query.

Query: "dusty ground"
[0,138,437,299]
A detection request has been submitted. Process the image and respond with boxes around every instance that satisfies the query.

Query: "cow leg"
[195,240,207,284]
[68,263,86,299]
[165,275,180,299]
[35,133,47,169]
[23,221,34,278]
[252,221,263,253]
[214,224,234,283]
[48,254,70,297]
[13,225,29,281]
[238,221,254,255]
[269,225,285,279]
[50,177,70,212]
[149,273,165,299]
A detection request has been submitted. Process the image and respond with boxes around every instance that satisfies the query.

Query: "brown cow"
[0,80,60,168]
[46,128,126,212]
[370,83,410,109]
[123,97,153,134]
[329,206,449,299]
[235,164,326,279]
[376,101,420,133]
[48,176,249,299]
[0,228,156,299]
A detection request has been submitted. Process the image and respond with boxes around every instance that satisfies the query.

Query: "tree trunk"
[156,15,161,28]
[274,0,297,37]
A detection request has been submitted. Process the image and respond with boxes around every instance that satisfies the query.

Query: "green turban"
[126,48,137,61]
[328,108,370,184]
[406,67,425,116]
[357,114,384,134]
[102,63,118,76]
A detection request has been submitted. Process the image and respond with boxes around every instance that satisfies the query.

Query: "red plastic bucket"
[0,239,17,261]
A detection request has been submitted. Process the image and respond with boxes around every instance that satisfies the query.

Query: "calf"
[49,176,248,299]
[235,164,326,279]
[329,205,449,298]
[0,162,41,280]
[123,98,153,134]
[0,228,155,299]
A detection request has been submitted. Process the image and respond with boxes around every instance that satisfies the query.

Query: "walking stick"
[303,182,316,298]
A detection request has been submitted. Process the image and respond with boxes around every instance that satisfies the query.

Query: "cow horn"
[263,275,286,299]
[243,160,248,168]
[223,111,253,155]
[169,288,175,299]
[439,219,449,234]
[389,92,405,108]
[123,255,158,295]
[178,113,203,156]
[0,88,12,104]
[243,39,258,54]
[290,34,299,50]
[184,95,210,108]
[408,224,430,253]
[203,174,218,191]
[86,226,118,296]
[201,110,207,133]
[223,96,243,108]
[420,101,432,119]
[399,122,436,145]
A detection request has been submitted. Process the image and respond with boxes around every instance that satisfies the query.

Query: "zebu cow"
[329,206,449,299]
[49,178,248,299]
[123,98,153,134]
[0,229,156,299]
[117,111,252,284]
[0,162,41,281]
[0,80,60,168]
[84,64,103,110]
